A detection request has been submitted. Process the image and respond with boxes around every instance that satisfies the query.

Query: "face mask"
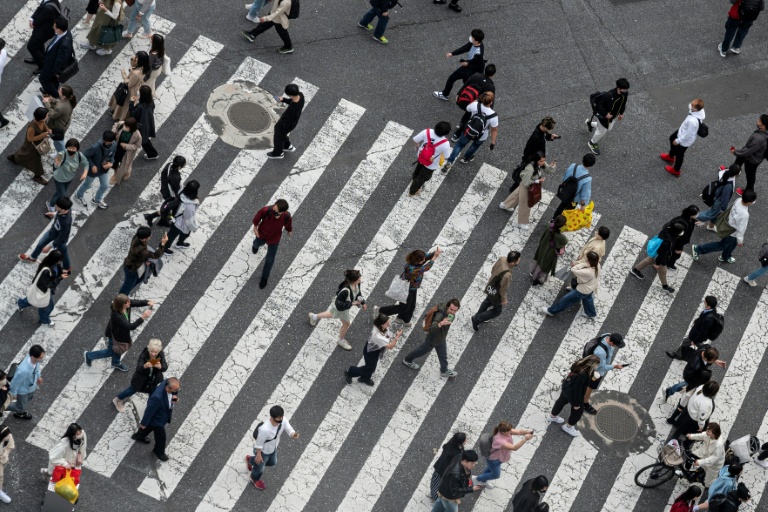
[688,103,694,111]
[537,490,547,495]
[468,36,474,43]
[67,150,77,156]
[273,210,281,217]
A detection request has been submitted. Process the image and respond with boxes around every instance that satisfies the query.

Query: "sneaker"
[432,91,449,101]
[372,35,389,44]
[13,412,32,420]
[665,165,681,177]
[143,154,159,160]
[131,433,151,444]
[144,213,155,225]
[736,188,744,197]
[718,256,736,264]
[84,351,91,367]
[705,224,717,233]
[40,468,50,481]
[111,363,130,372]
[402,359,420,370]
[358,377,375,386]
[122,31,133,38]
[176,242,191,248]
[253,479,266,490]
[585,118,593,133]
[448,2,462,11]
[246,14,259,23]
[499,202,514,212]
[441,162,452,174]
[92,199,108,209]
[337,339,352,351]
[401,321,413,327]
[164,248,174,255]
[43,321,55,327]
[308,312,318,326]
[344,370,352,385]
[662,284,676,294]
[588,141,600,155]
[583,403,597,415]
[578,310,596,320]
[630,268,644,280]
[659,153,676,164]
[691,245,699,261]
[96,48,113,56]
[278,46,294,54]
[113,397,125,413]
[74,195,87,207]
[241,30,256,43]
[266,151,284,159]
[459,156,474,164]
[517,224,529,231]
[754,457,768,468]
[730,47,741,54]
[450,133,459,143]
[546,414,564,424]
[18,254,37,263]
[441,369,458,378]
[744,276,757,287]
[480,481,494,489]
[245,454,253,472]
[357,22,373,30]
[471,316,479,332]
[46,202,56,213]
[79,42,97,50]
[284,145,296,152]
[718,43,727,57]
[539,306,553,317]
[562,424,580,437]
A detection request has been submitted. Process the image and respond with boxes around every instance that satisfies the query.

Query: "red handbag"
[51,466,81,485]
[527,182,542,208]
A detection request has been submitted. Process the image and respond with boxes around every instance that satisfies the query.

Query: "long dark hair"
[36,250,63,278]
[137,85,154,108]
[570,355,599,374]
[133,51,151,81]
[0,426,10,443]
[444,432,467,449]
[60,84,77,108]
[586,251,599,278]
[180,180,199,200]
[373,314,389,334]
[526,151,545,167]
[676,485,702,502]
[61,423,83,450]
[150,34,165,60]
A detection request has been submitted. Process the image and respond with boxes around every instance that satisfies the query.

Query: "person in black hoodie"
[19,197,73,271]
[547,355,599,437]
[25,0,62,71]
[434,450,481,511]
[512,475,549,512]
[630,221,685,294]
[267,83,305,159]
[452,64,496,141]
[429,432,466,502]
[665,205,700,271]
[667,296,721,360]
[665,345,726,402]
[433,29,485,101]
[586,78,630,156]
[144,155,186,226]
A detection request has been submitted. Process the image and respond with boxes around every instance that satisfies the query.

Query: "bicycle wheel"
[634,462,676,488]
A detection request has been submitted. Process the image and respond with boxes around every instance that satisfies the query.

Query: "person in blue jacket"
[7,345,46,420]
[131,377,180,461]
[553,154,595,219]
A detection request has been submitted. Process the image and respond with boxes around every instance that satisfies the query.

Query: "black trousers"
[454,111,472,136]
[135,425,167,455]
[410,163,434,195]
[379,287,417,323]
[86,0,100,14]
[272,126,292,156]
[668,130,689,172]
[249,21,292,48]
[166,224,190,247]
[347,343,381,380]
[27,34,47,68]
[441,68,472,97]
[734,156,759,191]
[39,73,60,97]
[474,296,503,324]
[553,200,575,219]
[143,138,158,159]
[551,393,584,425]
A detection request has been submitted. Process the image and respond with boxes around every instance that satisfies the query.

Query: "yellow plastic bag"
[54,469,79,504]
[561,201,594,232]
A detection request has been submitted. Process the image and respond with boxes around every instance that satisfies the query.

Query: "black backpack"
[758,242,768,267]
[589,91,607,113]
[707,492,738,512]
[556,164,590,202]
[740,0,762,21]
[157,196,182,228]
[285,0,300,19]
[701,178,728,207]
[510,161,526,184]
[694,117,709,138]
[252,420,282,440]
[484,270,510,302]
[583,334,610,358]
[708,312,725,340]
[464,106,497,141]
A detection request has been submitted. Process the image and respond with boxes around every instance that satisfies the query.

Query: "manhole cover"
[227,101,272,133]
[595,405,639,442]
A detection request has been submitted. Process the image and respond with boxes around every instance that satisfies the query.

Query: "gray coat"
[426,303,453,347]
[734,129,768,165]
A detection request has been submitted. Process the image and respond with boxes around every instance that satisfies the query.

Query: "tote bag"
[26,268,51,308]
[527,182,542,208]
[385,275,409,303]
[561,201,594,232]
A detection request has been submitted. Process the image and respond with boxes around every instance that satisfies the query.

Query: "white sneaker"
[0,491,10,503]
[480,481,494,489]
[80,42,97,50]
[96,48,113,56]
[730,47,740,54]
[337,339,352,351]
[578,310,596,320]
[308,313,318,326]
[705,224,717,233]
[441,369,458,378]
[744,276,757,287]
[517,224,529,231]
[562,424,580,437]
[499,202,514,212]
[539,306,553,317]
[372,305,379,321]
[754,457,768,468]
[245,3,253,7]
[546,414,564,424]
[113,397,125,413]
[718,43,726,57]
[93,199,108,209]
[246,14,259,22]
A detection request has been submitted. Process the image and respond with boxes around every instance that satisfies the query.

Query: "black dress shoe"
[23,58,37,65]
[32,69,42,76]
[448,2,462,11]
[13,412,33,420]
[259,277,268,289]
[155,452,170,461]
[358,377,375,386]
[583,403,597,415]
[131,434,151,444]
[344,370,352,385]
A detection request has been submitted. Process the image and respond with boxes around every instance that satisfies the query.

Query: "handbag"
[99,20,124,46]
[109,317,132,355]
[385,275,409,303]
[58,44,79,83]
[54,469,79,504]
[34,137,53,156]
[27,268,52,308]
[527,182,542,208]
[113,82,129,107]
[646,236,663,258]
[561,201,594,232]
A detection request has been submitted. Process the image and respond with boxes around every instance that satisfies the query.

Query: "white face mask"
[689,103,694,111]
[469,36,474,43]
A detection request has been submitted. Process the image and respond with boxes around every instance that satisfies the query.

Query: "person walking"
[695,476,750,511]
[667,296,723,360]
[82,0,100,29]
[144,34,171,96]
[561,226,610,288]
[581,333,625,414]
[432,450,481,512]
[402,298,461,378]
[409,121,453,196]
[85,293,155,372]
[309,269,367,350]
[113,338,167,412]
[665,345,726,401]
[43,84,76,153]
[377,248,441,327]
[357,0,398,45]
[0,426,14,504]
[665,205,701,270]
[433,0,462,12]
[7,107,51,185]
[119,226,168,295]
[743,243,768,286]
[131,377,180,461]
[162,180,200,255]
[686,423,726,487]
[471,250,520,332]
[547,354,600,436]
[267,83,304,159]
[531,215,569,285]
[451,64,496,141]
[245,405,299,490]
[47,140,87,213]
[429,432,467,502]
[123,0,156,39]
[44,423,86,477]
[129,85,158,160]
[499,151,556,230]
[660,99,706,177]
[630,220,686,294]
[7,345,45,420]
[552,154,594,219]
[475,421,534,488]
[345,313,401,385]
[512,475,549,512]
[586,78,630,156]
[19,197,73,271]
[719,0,764,56]
[441,92,498,172]
[37,17,72,96]
[110,117,142,185]
[241,0,294,53]
[17,252,68,326]
[522,117,561,163]
[671,486,702,512]
[81,0,125,56]
[692,190,755,264]
[669,381,720,449]
[251,199,292,289]
[731,114,768,194]
[73,130,117,209]
[541,251,600,318]
[25,0,61,71]
[111,52,150,121]
[144,155,185,225]
[697,164,739,231]
[433,29,486,101]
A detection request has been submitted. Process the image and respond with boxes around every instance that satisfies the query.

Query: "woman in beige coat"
[110,51,150,121]
[499,151,556,230]
[0,426,14,504]
[110,117,142,185]
[240,0,294,53]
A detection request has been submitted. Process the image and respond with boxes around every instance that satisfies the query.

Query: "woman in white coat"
[42,423,87,478]
[686,422,725,487]
[163,180,199,254]
[0,426,14,503]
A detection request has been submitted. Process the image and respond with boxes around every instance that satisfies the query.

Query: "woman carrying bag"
[110,51,150,121]
[43,85,76,154]
[541,251,600,319]
[81,0,124,56]
[109,117,142,185]
[163,180,200,254]
[531,215,569,286]
[309,269,367,350]
[128,85,158,159]
[112,338,167,412]
[499,151,556,230]
[42,423,86,478]
[17,251,68,326]
[376,248,441,329]
[144,34,171,96]
[7,107,51,185]
[84,293,155,372]
[547,355,600,437]
[345,313,401,386]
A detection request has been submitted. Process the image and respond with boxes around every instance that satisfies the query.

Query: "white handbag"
[26,268,51,308]
[385,275,409,303]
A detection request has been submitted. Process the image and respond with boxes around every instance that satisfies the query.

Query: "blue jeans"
[125,2,156,35]
[85,337,121,366]
[119,265,140,296]
[52,139,65,153]
[117,385,137,400]
[252,238,279,280]
[248,449,276,481]
[696,236,738,261]
[447,134,484,164]
[747,265,768,282]
[6,392,34,413]
[476,458,502,483]
[431,497,459,512]
[30,230,71,270]
[360,8,389,38]
[667,381,687,396]
[248,0,266,17]
[547,289,597,318]
[697,202,725,224]
[48,178,72,210]
[721,17,753,51]
[76,173,109,203]
[18,295,54,324]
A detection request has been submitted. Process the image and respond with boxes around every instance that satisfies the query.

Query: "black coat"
[40,31,72,80]
[561,371,592,408]
[593,87,628,128]
[687,310,718,345]
[437,456,475,500]
[433,444,463,475]
[31,0,61,40]
[104,300,149,343]
[129,101,157,140]
[129,348,168,393]
[512,478,544,512]
[664,215,696,249]
[160,163,182,201]
[522,126,555,161]
[683,349,713,387]
[654,225,681,266]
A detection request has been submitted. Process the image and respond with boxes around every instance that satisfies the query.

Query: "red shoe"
[245,455,252,472]
[660,153,676,164]
[665,165,681,177]
[719,165,727,171]
[736,188,743,196]
[251,479,266,490]
[18,254,37,263]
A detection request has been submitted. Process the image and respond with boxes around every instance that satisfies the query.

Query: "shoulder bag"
[112,82,129,107]
[109,316,132,355]
[27,268,52,308]
[385,274,409,303]
[99,2,125,45]
[34,137,53,156]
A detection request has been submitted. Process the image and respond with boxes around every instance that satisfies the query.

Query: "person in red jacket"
[252,199,292,289]
[719,0,765,57]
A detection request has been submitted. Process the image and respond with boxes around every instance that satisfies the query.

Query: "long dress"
[86,0,123,49]
[11,120,49,178]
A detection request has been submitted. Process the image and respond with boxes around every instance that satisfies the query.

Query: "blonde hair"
[147,338,163,352]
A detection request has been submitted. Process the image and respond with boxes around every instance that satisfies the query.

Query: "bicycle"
[635,443,705,488]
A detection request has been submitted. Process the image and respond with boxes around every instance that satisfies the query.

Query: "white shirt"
[465,102,499,141]
[728,199,750,243]
[676,109,705,147]
[413,129,452,170]
[254,418,295,455]
[366,328,390,352]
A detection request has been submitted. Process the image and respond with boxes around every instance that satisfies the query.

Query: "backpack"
[423,305,439,332]
[694,117,709,138]
[510,162,526,185]
[583,334,610,358]
[157,196,183,228]
[417,129,447,166]
[556,164,590,202]
[739,0,762,22]
[708,312,725,340]
[589,91,607,113]
[456,84,481,110]
[285,0,300,19]
[49,2,71,22]
[759,242,768,267]
[701,178,728,207]
[463,104,497,141]
[477,433,493,458]
[252,420,282,441]
[484,270,510,303]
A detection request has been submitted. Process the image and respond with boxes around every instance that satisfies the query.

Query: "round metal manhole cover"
[595,405,639,442]
[227,101,272,133]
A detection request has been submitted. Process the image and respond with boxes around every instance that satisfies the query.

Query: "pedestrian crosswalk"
[2,8,768,512]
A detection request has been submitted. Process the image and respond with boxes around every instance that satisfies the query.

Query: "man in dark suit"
[666,295,721,360]
[38,17,72,95]
[25,0,61,71]
[131,377,180,461]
